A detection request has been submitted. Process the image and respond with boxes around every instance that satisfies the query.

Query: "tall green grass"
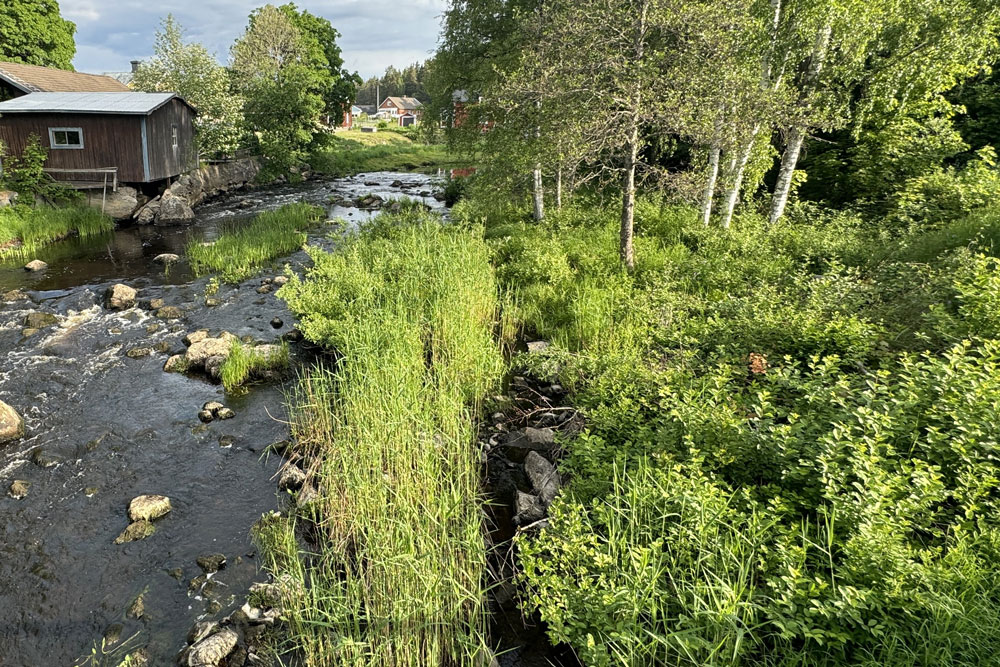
[0,205,113,258]
[186,202,323,283]
[259,212,503,665]
[219,340,290,392]
[310,133,456,177]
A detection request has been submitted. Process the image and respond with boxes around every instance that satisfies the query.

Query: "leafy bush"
[1,135,80,203]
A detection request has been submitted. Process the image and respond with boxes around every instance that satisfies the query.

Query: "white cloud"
[68,0,447,78]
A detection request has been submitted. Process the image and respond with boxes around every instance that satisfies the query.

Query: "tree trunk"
[555,166,563,210]
[620,121,639,271]
[768,125,804,224]
[769,23,831,224]
[700,145,721,227]
[721,0,783,228]
[721,124,760,228]
[532,164,545,222]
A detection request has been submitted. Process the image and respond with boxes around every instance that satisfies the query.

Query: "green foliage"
[185,202,322,283]
[0,0,75,70]
[263,210,503,664]
[0,205,112,258]
[132,15,244,157]
[219,339,289,392]
[1,135,78,203]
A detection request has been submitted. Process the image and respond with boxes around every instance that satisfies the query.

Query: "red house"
[378,96,423,126]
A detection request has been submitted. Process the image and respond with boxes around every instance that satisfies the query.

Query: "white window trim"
[49,127,84,150]
[171,124,178,149]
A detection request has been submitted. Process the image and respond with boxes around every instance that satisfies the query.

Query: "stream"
[0,172,444,665]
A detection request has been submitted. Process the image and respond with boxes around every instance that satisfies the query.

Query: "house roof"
[381,96,423,111]
[0,92,193,115]
[0,61,130,93]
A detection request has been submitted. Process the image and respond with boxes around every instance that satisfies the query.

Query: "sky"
[61,0,447,79]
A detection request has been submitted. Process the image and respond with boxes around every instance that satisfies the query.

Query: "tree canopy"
[0,0,75,70]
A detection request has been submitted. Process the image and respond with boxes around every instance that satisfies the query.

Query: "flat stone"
[156,306,184,320]
[127,592,145,619]
[204,298,221,307]
[105,284,137,310]
[0,401,24,445]
[186,334,236,367]
[8,480,29,499]
[115,520,156,544]
[215,407,235,420]
[128,494,172,521]
[186,628,238,667]
[202,401,225,415]
[514,491,546,525]
[525,427,555,446]
[126,347,153,359]
[256,285,272,294]
[524,451,561,506]
[149,298,166,310]
[24,259,47,272]
[184,330,210,346]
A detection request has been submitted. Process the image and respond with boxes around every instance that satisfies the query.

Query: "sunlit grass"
[186,202,323,283]
[310,132,457,177]
[0,206,113,259]
[219,339,290,392]
[258,212,503,665]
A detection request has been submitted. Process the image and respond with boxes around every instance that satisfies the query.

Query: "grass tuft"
[0,205,113,259]
[219,339,290,392]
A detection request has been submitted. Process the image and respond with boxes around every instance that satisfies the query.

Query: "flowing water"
[0,172,444,665]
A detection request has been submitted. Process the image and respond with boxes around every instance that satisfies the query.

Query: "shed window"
[171,124,178,148]
[49,127,83,149]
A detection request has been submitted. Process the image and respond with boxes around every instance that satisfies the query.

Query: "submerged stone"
[24,259,47,272]
[114,520,156,544]
[105,284,137,310]
[8,480,29,499]
[197,553,226,573]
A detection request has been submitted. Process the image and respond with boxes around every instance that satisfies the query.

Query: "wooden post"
[101,172,108,213]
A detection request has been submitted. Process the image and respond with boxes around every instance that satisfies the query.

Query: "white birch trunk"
[769,23,831,224]
[532,164,545,222]
[701,145,721,227]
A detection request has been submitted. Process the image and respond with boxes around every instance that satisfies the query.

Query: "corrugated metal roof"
[0,92,185,115]
[0,61,130,93]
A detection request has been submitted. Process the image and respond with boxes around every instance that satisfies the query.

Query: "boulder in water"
[197,553,227,573]
[153,253,180,265]
[163,355,188,373]
[156,192,195,223]
[0,401,24,445]
[24,259,47,272]
[23,312,58,329]
[156,306,184,320]
[128,494,172,522]
[8,480,29,499]
[278,465,306,491]
[186,628,238,667]
[105,284,137,310]
[114,520,156,544]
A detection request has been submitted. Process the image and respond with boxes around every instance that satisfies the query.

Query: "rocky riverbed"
[0,171,444,665]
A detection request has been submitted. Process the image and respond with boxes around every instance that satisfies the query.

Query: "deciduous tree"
[0,0,75,70]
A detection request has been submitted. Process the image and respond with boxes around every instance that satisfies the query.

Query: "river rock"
[0,401,24,445]
[524,451,561,506]
[270,317,283,329]
[8,480,29,499]
[526,340,550,354]
[114,520,156,544]
[188,621,217,645]
[105,284,137,310]
[216,407,235,420]
[153,253,180,265]
[273,275,289,286]
[127,592,145,619]
[186,334,237,368]
[135,196,159,225]
[198,409,214,423]
[86,186,139,220]
[186,628,238,667]
[2,289,27,302]
[184,330,210,346]
[157,192,195,223]
[164,354,188,373]
[24,259,47,272]
[149,298,166,310]
[126,346,153,359]
[156,306,184,320]
[128,494,172,521]
[278,465,306,491]
[23,312,58,329]
[197,553,226,573]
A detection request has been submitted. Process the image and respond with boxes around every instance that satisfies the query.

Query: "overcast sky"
[61,0,447,79]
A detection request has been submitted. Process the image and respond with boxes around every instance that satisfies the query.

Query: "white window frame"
[171,124,178,148]
[49,127,84,150]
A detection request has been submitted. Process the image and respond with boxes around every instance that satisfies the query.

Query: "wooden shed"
[0,92,196,186]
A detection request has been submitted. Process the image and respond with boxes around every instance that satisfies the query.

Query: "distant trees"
[0,0,75,70]
[132,16,244,158]
[356,62,433,106]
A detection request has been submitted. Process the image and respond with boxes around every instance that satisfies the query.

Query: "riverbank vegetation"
[0,205,112,260]
[258,209,503,664]
[185,202,322,283]
[309,130,454,177]
[219,340,290,393]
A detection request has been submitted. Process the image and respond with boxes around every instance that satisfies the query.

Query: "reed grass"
[0,205,113,259]
[186,202,323,283]
[259,213,503,665]
[219,340,290,392]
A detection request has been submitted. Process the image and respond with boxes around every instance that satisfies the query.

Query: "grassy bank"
[310,129,456,176]
[0,206,113,259]
[258,209,503,665]
[453,197,1000,666]
[186,202,323,283]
